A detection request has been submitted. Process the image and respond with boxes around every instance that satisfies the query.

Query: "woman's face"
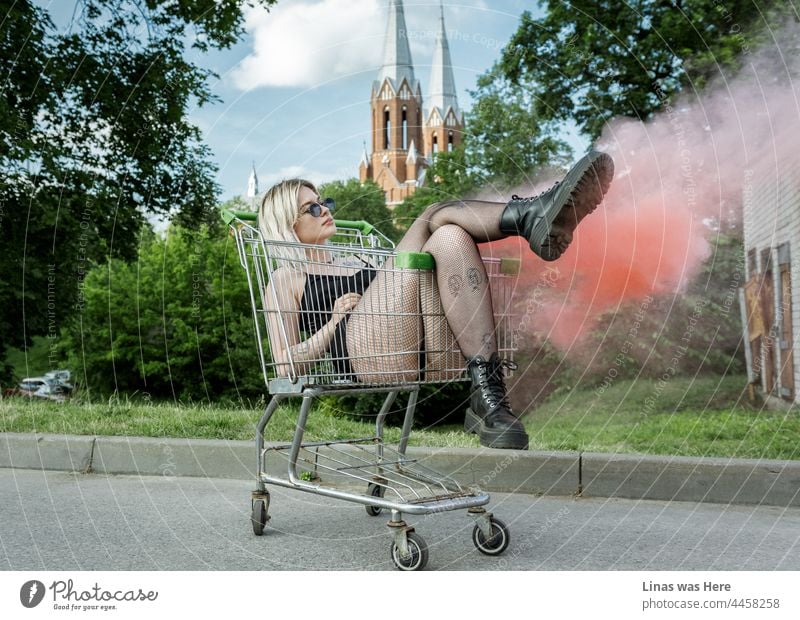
[293,185,336,244]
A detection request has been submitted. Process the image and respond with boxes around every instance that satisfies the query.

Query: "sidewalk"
[1,432,798,507]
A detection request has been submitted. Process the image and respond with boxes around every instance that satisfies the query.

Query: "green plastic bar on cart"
[395,252,434,271]
[221,208,255,225]
[220,208,375,235]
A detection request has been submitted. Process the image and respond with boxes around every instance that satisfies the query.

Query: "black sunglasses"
[300,197,335,218]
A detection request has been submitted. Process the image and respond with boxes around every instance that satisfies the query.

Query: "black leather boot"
[464,353,529,450]
[500,150,614,261]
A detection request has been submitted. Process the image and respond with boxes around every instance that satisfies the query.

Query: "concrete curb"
[1,432,798,507]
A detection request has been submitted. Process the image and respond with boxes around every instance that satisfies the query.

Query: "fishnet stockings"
[347,201,506,383]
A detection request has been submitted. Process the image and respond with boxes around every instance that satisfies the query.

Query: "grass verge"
[0,396,479,449]
[1,374,796,460]
[524,374,799,460]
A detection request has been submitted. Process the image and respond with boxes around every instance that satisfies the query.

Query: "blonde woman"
[260,151,614,449]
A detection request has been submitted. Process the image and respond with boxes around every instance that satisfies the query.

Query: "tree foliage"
[60,220,264,401]
[498,0,797,139]
[0,0,276,382]
[465,68,572,186]
[318,178,400,241]
[392,147,480,230]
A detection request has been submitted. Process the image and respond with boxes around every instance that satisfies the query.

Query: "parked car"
[16,369,73,401]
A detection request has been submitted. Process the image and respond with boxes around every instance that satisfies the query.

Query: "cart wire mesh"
[228,214,519,392]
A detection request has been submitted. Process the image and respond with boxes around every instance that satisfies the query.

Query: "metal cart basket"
[223,208,520,570]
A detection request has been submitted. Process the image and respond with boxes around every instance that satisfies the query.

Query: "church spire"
[376,0,416,90]
[427,1,459,120]
[247,161,258,198]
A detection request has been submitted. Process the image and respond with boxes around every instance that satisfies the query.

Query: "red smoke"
[483,38,800,351]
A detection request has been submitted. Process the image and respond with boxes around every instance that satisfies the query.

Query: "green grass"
[0,396,480,449]
[1,374,797,460]
[523,374,800,460]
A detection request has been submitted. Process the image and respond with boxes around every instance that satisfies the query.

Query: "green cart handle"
[220,209,375,235]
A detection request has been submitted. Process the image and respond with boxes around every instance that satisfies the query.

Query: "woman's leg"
[402,150,615,260]
[348,203,510,384]
[413,221,527,449]
[420,224,496,359]
[347,201,507,383]
[349,152,613,449]
[395,200,507,254]
[346,260,421,384]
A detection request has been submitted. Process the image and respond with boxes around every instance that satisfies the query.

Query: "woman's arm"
[265,269,360,377]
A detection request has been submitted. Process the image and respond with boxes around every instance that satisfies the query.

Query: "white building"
[741,154,800,405]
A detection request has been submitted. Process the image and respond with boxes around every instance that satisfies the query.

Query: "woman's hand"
[332,292,361,319]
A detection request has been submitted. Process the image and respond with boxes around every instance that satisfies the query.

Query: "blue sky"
[38,1,583,201]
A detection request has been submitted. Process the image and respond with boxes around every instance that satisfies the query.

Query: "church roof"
[246,161,258,198]
[375,0,417,92]
[359,142,370,168]
[426,2,460,121]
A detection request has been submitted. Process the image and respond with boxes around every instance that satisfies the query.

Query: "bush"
[323,381,472,429]
[509,232,746,401]
[60,221,264,401]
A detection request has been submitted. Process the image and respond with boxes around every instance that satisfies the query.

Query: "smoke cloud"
[486,26,800,352]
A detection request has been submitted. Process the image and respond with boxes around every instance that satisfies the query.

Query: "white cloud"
[232,0,384,90]
[231,0,492,91]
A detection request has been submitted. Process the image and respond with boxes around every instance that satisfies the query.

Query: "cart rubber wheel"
[251,496,270,536]
[472,516,510,555]
[390,531,428,571]
[365,483,385,516]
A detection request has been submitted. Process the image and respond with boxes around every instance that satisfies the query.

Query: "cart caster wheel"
[472,516,510,556]
[365,483,385,516]
[251,495,270,536]
[390,531,429,571]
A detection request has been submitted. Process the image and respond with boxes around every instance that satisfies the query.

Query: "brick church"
[359,0,464,205]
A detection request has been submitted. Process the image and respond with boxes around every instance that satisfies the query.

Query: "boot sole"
[531,151,615,261]
[464,408,529,450]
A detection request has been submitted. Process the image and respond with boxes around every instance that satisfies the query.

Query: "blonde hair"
[259,178,318,270]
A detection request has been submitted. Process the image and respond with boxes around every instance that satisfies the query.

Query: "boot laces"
[477,357,518,411]
[511,182,560,204]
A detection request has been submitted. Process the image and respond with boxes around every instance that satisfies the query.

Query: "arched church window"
[402,106,408,150]
[384,107,390,149]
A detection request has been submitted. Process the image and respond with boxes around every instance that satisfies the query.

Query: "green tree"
[466,68,572,186]
[499,1,796,139]
[60,222,264,401]
[392,147,480,230]
[0,0,276,382]
[319,178,400,241]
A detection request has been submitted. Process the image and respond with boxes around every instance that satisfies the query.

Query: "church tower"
[361,0,424,205]
[359,0,463,204]
[423,2,463,158]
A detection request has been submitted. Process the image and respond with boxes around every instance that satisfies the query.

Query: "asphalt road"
[1,468,798,571]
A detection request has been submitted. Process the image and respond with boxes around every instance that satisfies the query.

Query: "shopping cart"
[222,208,520,570]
